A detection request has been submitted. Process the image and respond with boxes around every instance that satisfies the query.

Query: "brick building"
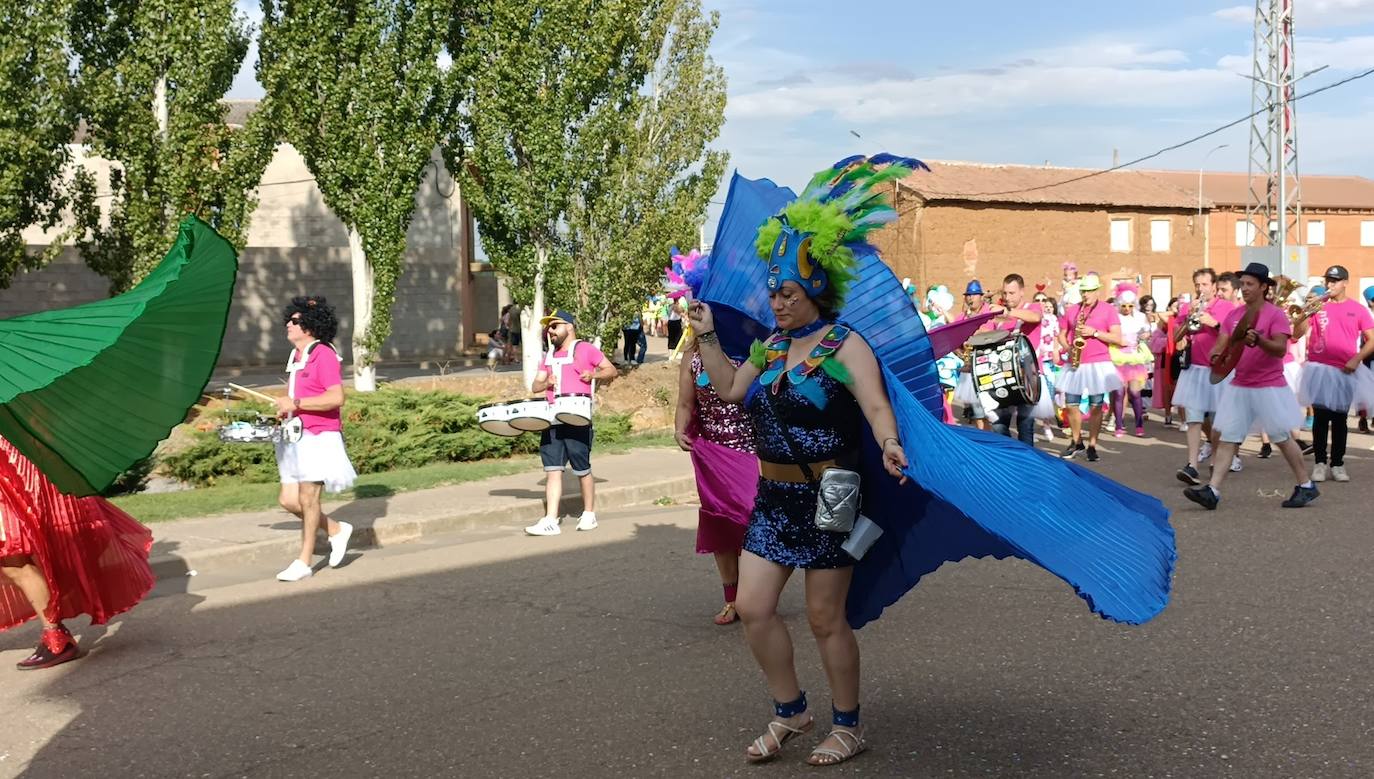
[873,161,1374,305]
[4,100,501,368]
[1148,169,1374,291]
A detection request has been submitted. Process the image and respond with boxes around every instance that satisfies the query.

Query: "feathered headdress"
[664,248,708,300]
[754,153,929,309]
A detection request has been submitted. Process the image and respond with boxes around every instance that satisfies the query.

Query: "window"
[1150,219,1170,252]
[1307,220,1325,246]
[1235,219,1258,246]
[1110,218,1132,252]
[1362,220,1374,247]
[1150,276,1172,304]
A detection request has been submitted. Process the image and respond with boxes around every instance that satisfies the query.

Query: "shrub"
[161,387,633,487]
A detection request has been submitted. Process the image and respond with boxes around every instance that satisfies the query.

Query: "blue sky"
[229,0,1374,239]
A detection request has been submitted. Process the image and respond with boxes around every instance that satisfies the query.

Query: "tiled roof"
[73,98,262,142]
[1146,169,1374,210]
[901,160,1374,211]
[901,161,1204,209]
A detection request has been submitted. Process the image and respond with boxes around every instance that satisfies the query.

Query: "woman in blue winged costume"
[690,155,1177,768]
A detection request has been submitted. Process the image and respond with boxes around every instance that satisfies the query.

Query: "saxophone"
[1068,301,1093,369]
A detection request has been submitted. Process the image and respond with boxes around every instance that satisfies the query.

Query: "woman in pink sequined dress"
[674,339,758,625]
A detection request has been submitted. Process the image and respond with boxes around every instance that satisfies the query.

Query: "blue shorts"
[540,424,593,476]
[1064,393,1106,406]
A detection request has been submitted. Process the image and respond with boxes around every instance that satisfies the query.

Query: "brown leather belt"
[759,459,838,484]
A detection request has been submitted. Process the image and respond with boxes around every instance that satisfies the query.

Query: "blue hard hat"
[964,280,984,296]
[1311,285,1327,297]
[1363,285,1374,302]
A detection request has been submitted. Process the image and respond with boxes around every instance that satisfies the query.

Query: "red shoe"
[16,625,80,671]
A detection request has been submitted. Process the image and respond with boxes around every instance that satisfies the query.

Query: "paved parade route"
[3,428,1372,778]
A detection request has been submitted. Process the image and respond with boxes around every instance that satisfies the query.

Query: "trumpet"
[1290,292,1330,328]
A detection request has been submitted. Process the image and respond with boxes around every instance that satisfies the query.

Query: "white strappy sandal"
[807,726,866,767]
[745,715,814,763]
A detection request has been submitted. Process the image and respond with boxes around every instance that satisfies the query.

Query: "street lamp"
[1199,143,1229,268]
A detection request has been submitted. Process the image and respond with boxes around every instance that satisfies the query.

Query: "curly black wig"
[283,295,339,344]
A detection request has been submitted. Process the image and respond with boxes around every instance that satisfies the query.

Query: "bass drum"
[968,330,1042,409]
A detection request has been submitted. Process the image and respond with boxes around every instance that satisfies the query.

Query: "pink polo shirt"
[1062,302,1121,364]
[288,343,343,433]
[1223,303,1289,389]
[996,301,1043,347]
[1306,298,1374,368]
[540,341,607,403]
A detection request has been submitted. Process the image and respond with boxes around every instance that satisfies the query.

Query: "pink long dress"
[688,352,758,554]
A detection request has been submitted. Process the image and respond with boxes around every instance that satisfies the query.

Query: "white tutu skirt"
[953,373,997,421]
[1357,366,1374,413]
[1031,374,1057,419]
[275,430,358,493]
[1056,361,1123,397]
[1283,361,1301,395]
[1172,365,1229,413]
[1297,362,1371,412]
[1214,385,1305,443]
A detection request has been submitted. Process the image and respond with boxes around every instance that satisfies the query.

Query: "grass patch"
[111,434,676,523]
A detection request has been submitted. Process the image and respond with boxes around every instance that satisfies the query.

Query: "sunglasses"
[285,317,303,326]
[1033,297,1049,303]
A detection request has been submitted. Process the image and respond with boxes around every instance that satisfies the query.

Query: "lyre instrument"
[1208,304,1260,384]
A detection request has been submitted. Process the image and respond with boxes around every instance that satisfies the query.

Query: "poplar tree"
[67,0,276,292]
[258,0,461,390]
[448,0,667,384]
[566,0,727,340]
[0,0,78,286]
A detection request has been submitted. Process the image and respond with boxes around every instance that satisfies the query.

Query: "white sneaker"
[328,521,353,567]
[575,512,598,531]
[1199,442,1213,462]
[524,517,561,536]
[1230,455,1243,473]
[1311,463,1328,482]
[1176,420,1188,432]
[276,560,313,582]
[1330,465,1350,482]
[1041,426,1055,442]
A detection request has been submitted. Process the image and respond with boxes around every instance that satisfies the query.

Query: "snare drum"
[507,398,554,432]
[217,416,292,444]
[551,393,593,426]
[968,330,1042,409]
[477,400,522,437]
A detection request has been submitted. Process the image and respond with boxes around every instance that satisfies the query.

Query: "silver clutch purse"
[814,468,861,533]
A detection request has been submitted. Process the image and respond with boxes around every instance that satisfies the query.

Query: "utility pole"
[1243,0,1317,280]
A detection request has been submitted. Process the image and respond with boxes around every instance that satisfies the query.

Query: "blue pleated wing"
[700,168,1177,628]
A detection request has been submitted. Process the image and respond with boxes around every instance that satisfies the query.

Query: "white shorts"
[275,430,358,494]
[1056,361,1123,398]
[1214,384,1305,444]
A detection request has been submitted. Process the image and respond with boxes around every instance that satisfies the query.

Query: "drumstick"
[227,383,278,403]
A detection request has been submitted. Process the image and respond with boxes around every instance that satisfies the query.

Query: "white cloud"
[1214,0,1374,28]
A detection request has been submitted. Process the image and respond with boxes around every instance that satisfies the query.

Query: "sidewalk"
[148,448,695,580]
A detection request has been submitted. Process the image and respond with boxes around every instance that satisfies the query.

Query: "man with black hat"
[1184,263,1318,510]
[524,309,619,536]
[1293,264,1374,483]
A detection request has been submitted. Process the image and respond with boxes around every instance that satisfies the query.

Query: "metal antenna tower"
[1243,0,1308,278]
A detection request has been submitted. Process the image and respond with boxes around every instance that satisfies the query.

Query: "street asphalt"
[3,422,1372,778]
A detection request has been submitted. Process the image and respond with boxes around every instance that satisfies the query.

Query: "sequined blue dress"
[743,354,861,569]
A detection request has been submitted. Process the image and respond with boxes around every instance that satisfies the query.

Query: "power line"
[910,65,1374,200]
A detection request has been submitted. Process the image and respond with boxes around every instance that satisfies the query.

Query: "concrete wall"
[871,199,1207,302]
[2,143,495,368]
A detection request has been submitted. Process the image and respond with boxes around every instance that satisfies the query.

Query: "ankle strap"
[774,691,807,718]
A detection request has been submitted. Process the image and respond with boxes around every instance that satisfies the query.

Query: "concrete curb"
[148,474,698,581]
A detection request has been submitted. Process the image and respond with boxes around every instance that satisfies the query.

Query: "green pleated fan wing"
[0,216,239,496]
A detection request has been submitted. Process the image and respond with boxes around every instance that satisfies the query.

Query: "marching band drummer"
[1055,273,1123,462]
[524,309,618,537]
[273,296,358,582]
[988,273,1046,445]
[1183,263,1318,511]
[951,280,996,430]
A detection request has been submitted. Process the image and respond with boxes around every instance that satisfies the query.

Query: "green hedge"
[162,387,632,487]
